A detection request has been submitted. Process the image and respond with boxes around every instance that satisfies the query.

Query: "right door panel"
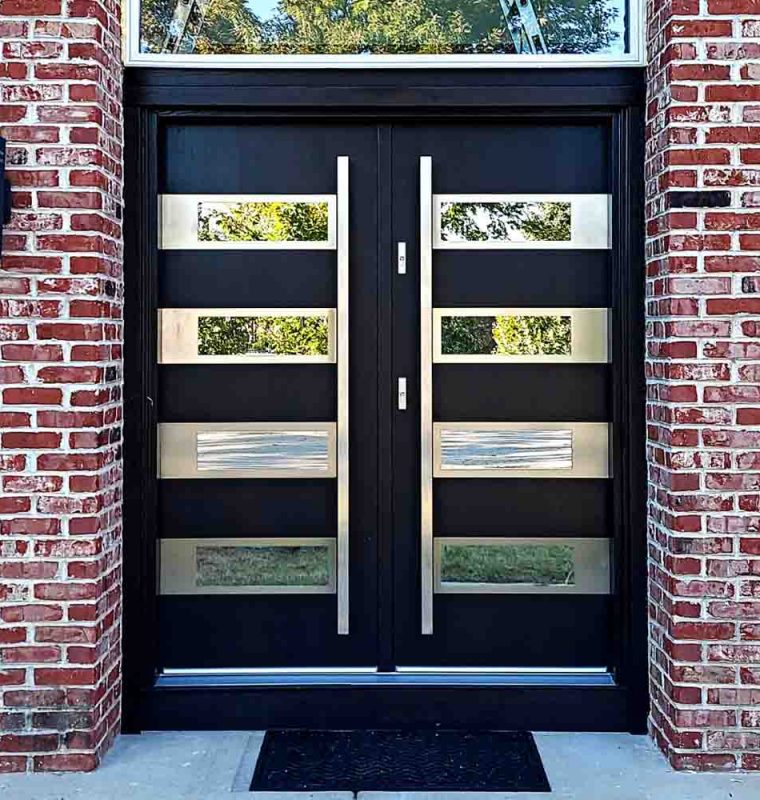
[392,122,617,669]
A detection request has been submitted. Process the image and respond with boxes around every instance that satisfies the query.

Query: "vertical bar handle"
[337,156,350,635]
[420,157,434,636]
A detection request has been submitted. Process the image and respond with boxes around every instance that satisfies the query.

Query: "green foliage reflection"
[440,201,572,243]
[197,201,330,243]
[441,315,571,356]
[198,316,329,356]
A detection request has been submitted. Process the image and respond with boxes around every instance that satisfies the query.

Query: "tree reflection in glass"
[198,315,329,357]
[441,314,571,356]
[197,201,330,243]
[141,1,626,58]
[439,201,572,243]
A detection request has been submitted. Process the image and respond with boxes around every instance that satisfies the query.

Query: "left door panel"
[155,124,379,669]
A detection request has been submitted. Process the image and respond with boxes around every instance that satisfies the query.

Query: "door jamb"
[123,79,646,734]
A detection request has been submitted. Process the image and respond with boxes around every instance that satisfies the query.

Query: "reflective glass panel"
[441,314,571,356]
[197,200,330,243]
[440,428,573,470]
[439,541,575,587]
[196,430,331,472]
[198,315,330,357]
[196,544,332,588]
[439,201,572,244]
[140,1,631,59]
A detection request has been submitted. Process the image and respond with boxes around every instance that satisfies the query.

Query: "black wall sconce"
[0,136,11,257]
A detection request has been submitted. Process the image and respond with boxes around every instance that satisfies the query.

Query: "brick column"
[647,0,760,772]
[0,0,123,773]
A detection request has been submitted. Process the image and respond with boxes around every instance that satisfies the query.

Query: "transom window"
[127,0,644,67]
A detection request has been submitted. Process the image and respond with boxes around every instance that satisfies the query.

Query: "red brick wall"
[0,0,123,773]
[647,0,760,772]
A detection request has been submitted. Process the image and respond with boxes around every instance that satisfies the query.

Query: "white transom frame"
[124,0,645,69]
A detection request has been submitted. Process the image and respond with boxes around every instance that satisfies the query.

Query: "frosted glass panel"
[434,423,610,479]
[440,428,573,471]
[196,430,331,472]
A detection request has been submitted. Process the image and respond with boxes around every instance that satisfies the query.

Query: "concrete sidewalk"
[1,731,759,799]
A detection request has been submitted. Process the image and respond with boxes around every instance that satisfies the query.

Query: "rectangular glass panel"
[441,314,571,356]
[160,195,336,250]
[434,537,611,594]
[439,428,573,471]
[196,544,332,588]
[139,1,632,59]
[439,200,571,244]
[196,430,330,472]
[440,541,575,587]
[160,538,336,594]
[198,200,329,243]
[198,314,330,357]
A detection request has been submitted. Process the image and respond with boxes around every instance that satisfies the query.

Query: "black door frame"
[122,68,647,734]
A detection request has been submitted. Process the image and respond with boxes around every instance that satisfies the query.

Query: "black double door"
[156,120,619,680]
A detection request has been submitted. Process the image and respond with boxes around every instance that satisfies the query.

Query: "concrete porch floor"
[1,731,760,799]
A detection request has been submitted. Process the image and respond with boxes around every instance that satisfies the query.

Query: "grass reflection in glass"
[197,200,330,243]
[198,315,329,357]
[441,314,571,356]
[440,542,575,587]
[196,545,331,588]
[440,201,571,244]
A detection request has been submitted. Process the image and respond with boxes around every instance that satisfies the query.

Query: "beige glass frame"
[433,422,611,479]
[433,307,610,363]
[160,537,337,595]
[158,422,337,479]
[158,308,337,364]
[434,537,611,594]
[159,194,337,250]
[433,194,611,250]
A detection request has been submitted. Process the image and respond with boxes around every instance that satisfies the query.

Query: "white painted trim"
[124,1,645,69]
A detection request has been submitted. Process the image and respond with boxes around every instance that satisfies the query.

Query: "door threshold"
[157,667,614,688]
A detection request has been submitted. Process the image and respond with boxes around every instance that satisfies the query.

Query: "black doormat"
[250,729,550,792]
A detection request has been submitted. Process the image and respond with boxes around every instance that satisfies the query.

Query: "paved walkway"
[1,731,760,799]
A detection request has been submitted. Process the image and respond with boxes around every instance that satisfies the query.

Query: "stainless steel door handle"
[420,156,434,636]
[337,156,350,635]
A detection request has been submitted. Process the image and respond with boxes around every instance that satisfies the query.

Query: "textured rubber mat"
[250,729,550,792]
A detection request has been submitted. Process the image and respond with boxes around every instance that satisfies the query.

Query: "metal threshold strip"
[157,667,614,688]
